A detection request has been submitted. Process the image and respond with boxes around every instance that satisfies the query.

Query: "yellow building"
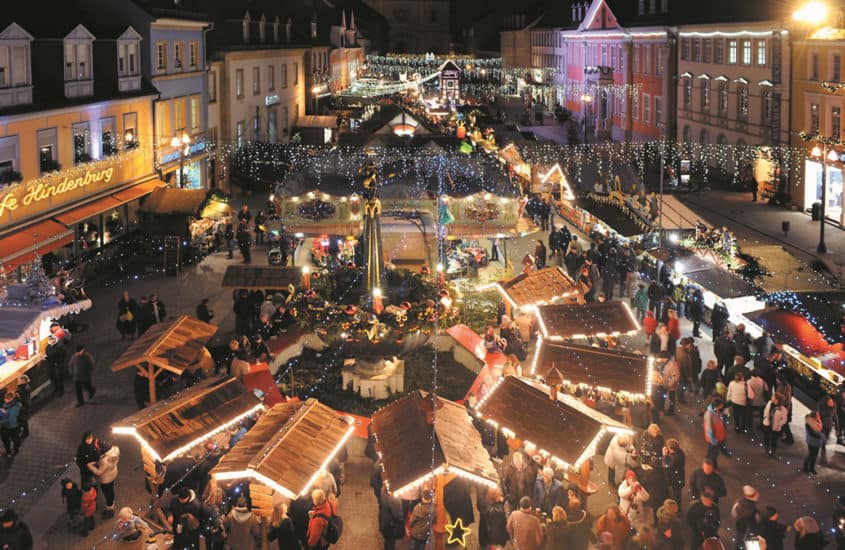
[0,18,160,276]
[791,26,845,226]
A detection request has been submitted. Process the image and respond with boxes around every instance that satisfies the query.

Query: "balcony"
[0,84,33,107]
[65,80,94,98]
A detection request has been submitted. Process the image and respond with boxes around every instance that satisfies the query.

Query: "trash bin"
[811,202,821,221]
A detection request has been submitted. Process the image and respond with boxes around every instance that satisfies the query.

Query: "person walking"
[534,240,547,270]
[762,392,788,457]
[731,485,760,546]
[506,497,543,550]
[817,395,839,465]
[378,486,405,550]
[225,219,235,259]
[710,301,729,342]
[726,372,750,433]
[69,345,96,407]
[803,410,824,475]
[502,452,536,511]
[757,506,788,550]
[254,210,267,246]
[776,373,794,445]
[76,431,101,487]
[688,459,726,504]
[88,442,120,518]
[596,505,630,550]
[703,397,727,470]
[237,221,253,263]
[0,392,23,456]
[699,360,721,402]
[689,288,704,337]
[149,294,166,325]
[0,508,33,550]
[686,490,720,550]
[661,439,686,507]
[116,290,138,340]
[224,497,260,550]
[478,487,508,550]
[793,516,826,550]
[45,334,68,398]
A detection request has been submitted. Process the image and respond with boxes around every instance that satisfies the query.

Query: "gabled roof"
[117,26,143,41]
[222,265,303,290]
[111,315,218,374]
[535,301,641,340]
[494,267,578,309]
[0,23,34,41]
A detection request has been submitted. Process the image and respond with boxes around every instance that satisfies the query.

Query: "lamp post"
[580,93,592,144]
[170,133,191,188]
[810,143,837,253]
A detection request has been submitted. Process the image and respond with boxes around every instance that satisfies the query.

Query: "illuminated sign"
[0,167,114,216]
[160,140,207,165]
[265,94,280,106]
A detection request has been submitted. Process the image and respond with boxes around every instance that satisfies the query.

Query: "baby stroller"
[268,247,285,266]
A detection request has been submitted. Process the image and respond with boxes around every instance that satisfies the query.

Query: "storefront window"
[804,160,844,222]
[175,160,203,189]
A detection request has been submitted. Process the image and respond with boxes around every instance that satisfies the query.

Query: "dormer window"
[273,18,280,43]
[117,27,142,92]
[243,12,251,43]
[311,20,317,39]
[259,15,266,43]
[64,25,95,98]
[0,23,33,107]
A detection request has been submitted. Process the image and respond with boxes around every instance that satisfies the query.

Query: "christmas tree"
[27,254,55,303]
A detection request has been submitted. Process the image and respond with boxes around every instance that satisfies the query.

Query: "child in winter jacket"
[61,478,82,528]
[80,482,98,537]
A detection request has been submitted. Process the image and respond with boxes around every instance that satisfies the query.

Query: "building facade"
[362,0,450,54]
[0,15,158,275]
[791,27,845,225]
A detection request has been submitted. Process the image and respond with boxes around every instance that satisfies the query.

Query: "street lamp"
[793,1,828,23]
[170,133,191,188]
[580,93,592,144]
[810,143,837,253]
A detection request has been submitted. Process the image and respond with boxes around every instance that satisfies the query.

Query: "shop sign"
[265,94,280,106]
[0,167,114,216]
[160,140,207,165]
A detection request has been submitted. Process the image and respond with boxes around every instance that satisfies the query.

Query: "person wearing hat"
[46,333,68,398]
[618,470,650,526]
[506,497,543,550]
[686,490,720,550]
[408,491,433,550]
[224,496,260,550]
[0,508,32,549]
[656,499,683,544]
[731,485,760,545]
[0,392,23,456]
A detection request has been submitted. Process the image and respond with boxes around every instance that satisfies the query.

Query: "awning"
[0,219,73,269]
[53,196,124,226]
[111,179,167,203]
[296,115,338,128]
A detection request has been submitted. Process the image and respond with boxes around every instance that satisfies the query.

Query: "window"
[268,65,275,91]
[100,117,116,157]
[633,92,640,120]
[681,39,690,61]
[692,39,701,62]
[639,0,645,15]
[123,112,137,149]
[718,81,729,116]
[756,40,767,66]
[118,41,138,76]
[155,101,170,145]
[715,39,724,64]
[282,106,289,138]
[810,53,820,80]
[643,45,651,75]
[236,69,244,98]
[156,42,166,71]
[737,84,749,121]
[656,46,664,76]
[190,95,201,134]
[174,42,183,69]
[0,44,29,88]
[701,78,710,112]
[654,96,663,125]
[742,40,752,65]
[281,63,288,88]
[259,18,266,42]
[237,121,245,148]
[643,93,651,124]
[611,46,616,69]
[761,89,773,125]
[37,128,58,174]
[0,136,19,179]
[633,45,640,73]
[833,54,842,83]
[704,39,713,63]
[728,40,737,64]
[700,129,710,145]
[189,42,198,68]
[72,122,90,164]
[268,109,277,143]
[253,67,260,95]
[65,41,91,80]
[810,103,820,133]
[682,77,692,110]
[174,97,186,134]
[833,106,841,138]
[208,71,217,102]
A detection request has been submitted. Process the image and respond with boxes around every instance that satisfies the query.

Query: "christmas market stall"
[531,163,576,203]
[490,267,577,316]
[475,376,633,493]
[111,377,263,494]
[530,342,654,401]
[222,265,304,290]
[535,301,641,341]
[497,143,531,186]
[210,399,355,543]
[110,315,218,404]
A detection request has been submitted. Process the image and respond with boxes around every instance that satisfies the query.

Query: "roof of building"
[536,301,641,339]
[372,390,498,495]
[532,342,651,396]
[211,399,354,498]
[221,265,303,290]
[111,315,218,374]
[497,267,577,309]
[112,377,261,461]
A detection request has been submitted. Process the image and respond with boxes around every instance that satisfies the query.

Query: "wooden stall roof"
[111,315,218,374]
[371,391,498,495]
[112,377,261,461]
[222,265,303,290]
[211,399,354,497]
[536,301,640,339]
[140,188,207,216]
[476,377,628,466]
[533,342,650,396]
[498,267,577,308]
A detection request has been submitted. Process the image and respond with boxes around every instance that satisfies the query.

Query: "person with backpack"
[307,489,341,550]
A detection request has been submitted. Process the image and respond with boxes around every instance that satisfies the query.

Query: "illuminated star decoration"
[445,517,472,547]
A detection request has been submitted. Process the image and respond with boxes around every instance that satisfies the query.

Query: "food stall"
[475,376,633,493]
[110,315,218,404]
[531,163,575,203]
[111,377,263,495]
[490,267,578,318]
[211,399,355,544]
[534,301,641,341]
[530,342,654,402]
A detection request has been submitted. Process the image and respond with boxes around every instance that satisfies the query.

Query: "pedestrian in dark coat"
[713,331,736,377]
[46,335,68,397]
[478,488,508,549]
[15,375,31,439]
[378,486,405,550]
[225,221,235,258]
[196,298,214,323]
[254,211,267,246]
[757,506,788,550]
[268,502,301,550]
[69,345,96,407]
[116,290,139,340]
[793,516,826,550]
[136,296,154,335]
[0,393,22,456]
[0,508,33,550]
[237,222,252,263]
[76,431,101,487]
[501,452,536,510]
[534,240,547,270]
[661,439,685,506]
[710,301,729,342]
[543,507,569,550]
[686,491,720,550]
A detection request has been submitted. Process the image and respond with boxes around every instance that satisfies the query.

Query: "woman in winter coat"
[268,502,300,550]
[116,291,139,340]
[762,393,788,457]
[478,487,508,550]
[793,516,826,550]
[803,411,825,475]
[88,443,120,518]
[543,506,569,550]
[603,434,635,487]
[596,504,631,550]
[618,471,650,526]
[224,497,260,550]
[726,373,750,433]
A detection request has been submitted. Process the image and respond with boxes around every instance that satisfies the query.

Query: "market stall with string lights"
[110,315,218,404]
[111,377,263,496]
[535,301,641,341]
[488,267,578,318]
[475,376,633,494]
